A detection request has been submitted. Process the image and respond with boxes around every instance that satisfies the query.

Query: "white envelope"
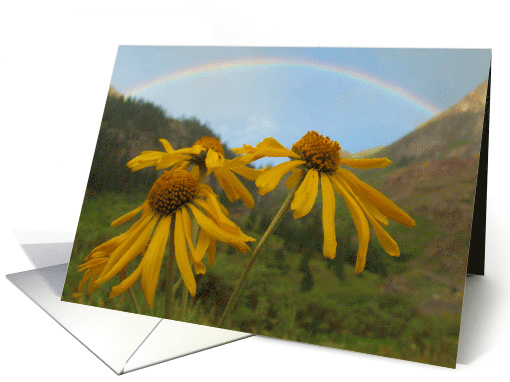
[7,232,251,375]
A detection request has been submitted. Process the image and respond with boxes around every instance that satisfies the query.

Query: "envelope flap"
[7,264,161,374]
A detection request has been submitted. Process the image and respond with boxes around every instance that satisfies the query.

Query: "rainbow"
[124,57,441,116]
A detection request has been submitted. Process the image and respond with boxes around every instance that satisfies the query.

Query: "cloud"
[219,113,282,147]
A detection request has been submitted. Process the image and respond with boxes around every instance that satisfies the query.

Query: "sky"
[110,47,491,161]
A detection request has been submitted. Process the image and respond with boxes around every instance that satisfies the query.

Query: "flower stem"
[164,218,176,319]
[128,287,141,314]
[217,181,302,328]
[181,283,189,320]
[119,267,141,314]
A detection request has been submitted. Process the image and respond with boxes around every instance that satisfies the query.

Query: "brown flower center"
[292,131,341,173]
[148,170,199,216]
[194,136,225,156]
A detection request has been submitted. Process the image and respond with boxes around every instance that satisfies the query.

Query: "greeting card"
[60,46,491,369]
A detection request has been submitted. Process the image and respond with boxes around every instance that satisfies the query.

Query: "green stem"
[217,180,302,328]
[119,268,141,314]
[164,218,176,319]
[128,287,141,314]
[181,283,189,320]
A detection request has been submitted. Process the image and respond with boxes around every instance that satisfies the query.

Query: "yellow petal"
[291,169,319,219]
[85,234,126,260]
[256,147,300,159]
[156,153,191,170]
[208,237,217,266]
[215,169,255,208]
[111,204,144,227]
[87,270,103,294]
[356,194,389,226]
[192,259,206,275]
[259,137,288,151]
[339,157,392,169]
[159,139,173,153]
[174,210,196,297]
[97,214,158,285]
[205,149,223,170]
[140,216,171,308]
[230,165,265,181]
[256,160,305,195]
[195,229,210,263]
[257,137,301,159]
[188,204,251,254]
[76,270,93,295]
[366,213,399,257]
[190,165,199,179]
[335,175,400,258]
[109,263,143,299]
[197,196,233,230]
[330,176,370,274]
[180,207,197,261]
[193,199,254,248]
[217,154,255,170]
[338,168,416,227]
[232,143,256,155]
[285,168,304,189]
[97,212,153,270]
[214,170,237,204]
[175,145,204,156]
[360,204,400,258]
[320,174,337,259]
[127,151,165,168]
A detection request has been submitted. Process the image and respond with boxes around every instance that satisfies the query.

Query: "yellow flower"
[127,136,264,209]
[233,131,416,273]
[75,169,255,308]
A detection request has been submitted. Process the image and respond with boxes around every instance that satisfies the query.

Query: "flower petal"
[214,169,255,208]
[339,157,392,169]
[180,207,197,261]
[285,168,304,189]
[320,174,337,259]
[156,153,192,170]
[330,176,370,274]
[205,149,224,171]
[111,204,144,227]
[214,170,237,203]
[174,210,196,297]
[140,215,171,308]
[230,165,265,181]
[195,229,210,263]
[257,137,301,159]
[127,151,166,171]
[97,212,153,269]
[335,175,400,258]
[338,168,416,227]
[109,263,143,299]
[159,139,173,153]
[256,160,305,196]
[188,204,251,254]
[208,237,217,266]
[291,169,319,219]
[96,214,158,285]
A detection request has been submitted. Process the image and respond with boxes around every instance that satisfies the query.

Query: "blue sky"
[110,47,491,162]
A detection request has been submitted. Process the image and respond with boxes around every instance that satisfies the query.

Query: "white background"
[1,1,509,380]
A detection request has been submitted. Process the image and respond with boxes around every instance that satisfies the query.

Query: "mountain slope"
[358,79,488,315]
[380,80,487,162]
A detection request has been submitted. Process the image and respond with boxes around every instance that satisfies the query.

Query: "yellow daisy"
[233,131,416,273]
[75,169,255,308]
[127,136,264,209]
